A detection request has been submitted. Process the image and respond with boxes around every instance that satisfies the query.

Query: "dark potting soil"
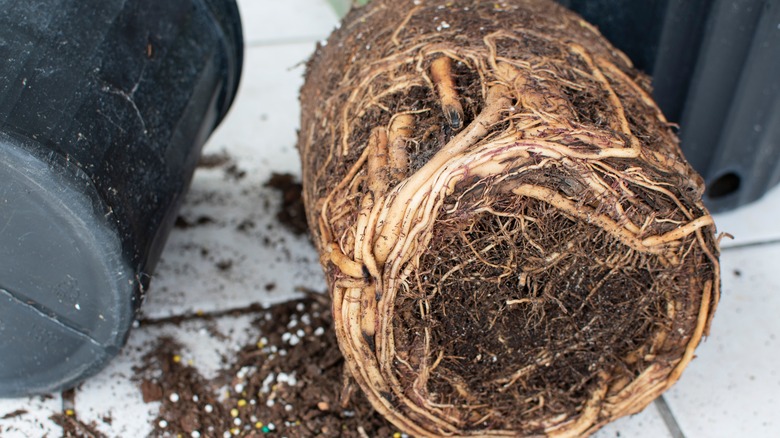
[198,151,232,169]
[264,173,308,237]
[50,412,107,438]
[135,296,400,438]
[0,410,27,420]
[175,216,217,229]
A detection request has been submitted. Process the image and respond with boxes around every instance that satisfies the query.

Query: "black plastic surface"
[680,0,780,212]
[0,132,130,397]
[559,0,780,212]
[0,0,243,397]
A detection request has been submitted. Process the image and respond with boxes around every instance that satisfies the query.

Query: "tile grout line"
[62,388,75,413]
[720,237,780,252]
[654,396,686,438]
[136,304,268,327]
[137,288,326,326]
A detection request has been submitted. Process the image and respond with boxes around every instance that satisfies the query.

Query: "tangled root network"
[297,0,721,436]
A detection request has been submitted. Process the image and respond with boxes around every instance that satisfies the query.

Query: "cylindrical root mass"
[298,0,721,436]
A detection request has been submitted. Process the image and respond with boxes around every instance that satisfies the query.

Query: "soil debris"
[1,409,27,420]
[50,412,107,438]
[136,297,397,437]
[216,259,234,272]
[175,216,216,229]
[264,173,308,236]
[198,151,231,169]
[236,219,256,233]
[226,164,248,180]
[141,379,164,403]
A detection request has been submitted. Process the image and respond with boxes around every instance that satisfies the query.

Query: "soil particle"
[237,219,256,233]
[141,379,164,403]
[199,151,231,168]
[264,173,308,236]
[0,409,27,420]
[175,216,216,229]
[226,164,248,180]
[216,259,234,272]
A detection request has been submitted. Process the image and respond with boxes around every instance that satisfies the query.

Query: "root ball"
[298,1,720,436]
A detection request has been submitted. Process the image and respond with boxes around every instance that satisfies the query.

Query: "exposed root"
[431,56,465,130]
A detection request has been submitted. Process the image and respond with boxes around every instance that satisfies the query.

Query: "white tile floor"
[2,1,779,436]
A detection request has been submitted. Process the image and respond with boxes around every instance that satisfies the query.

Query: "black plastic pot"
[558,0,780,212]
[0,0,242,397]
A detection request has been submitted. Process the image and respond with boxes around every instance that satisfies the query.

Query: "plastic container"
[559,0,780,212]
[0,0,242,397]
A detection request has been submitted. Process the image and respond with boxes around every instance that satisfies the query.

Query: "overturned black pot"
[0,0,242,397]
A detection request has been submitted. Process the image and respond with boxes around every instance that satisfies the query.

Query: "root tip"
[445,106,464,130]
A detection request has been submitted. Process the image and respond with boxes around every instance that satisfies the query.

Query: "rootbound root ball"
[297,1,721,436]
